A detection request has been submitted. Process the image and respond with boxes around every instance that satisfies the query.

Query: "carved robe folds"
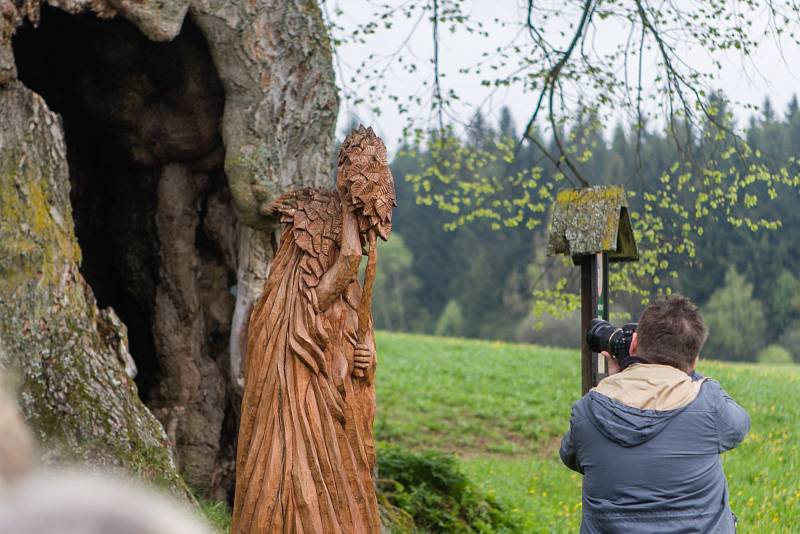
[233,127,394,534]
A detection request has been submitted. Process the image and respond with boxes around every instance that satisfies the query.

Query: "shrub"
[435,300,465,338]
[377,443,521,533]
[703,268,766,361]
[769,270,800,335]
[778,320,800,363]
[757,344,794,365]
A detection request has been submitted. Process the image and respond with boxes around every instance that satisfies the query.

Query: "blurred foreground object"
[0,471,213,534]
[0,374,36,486]
[0,375,210,534]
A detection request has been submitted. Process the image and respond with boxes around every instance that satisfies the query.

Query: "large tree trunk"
[0,0,338,501]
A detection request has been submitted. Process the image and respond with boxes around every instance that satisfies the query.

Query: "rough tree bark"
[0,0,338,501]
[0,82,186,490]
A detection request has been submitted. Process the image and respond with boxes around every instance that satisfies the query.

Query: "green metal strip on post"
[595,253,609,385]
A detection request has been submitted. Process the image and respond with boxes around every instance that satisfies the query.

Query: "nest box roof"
[546,185,638,262]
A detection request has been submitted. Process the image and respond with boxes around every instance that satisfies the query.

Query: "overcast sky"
[329,1,800,148]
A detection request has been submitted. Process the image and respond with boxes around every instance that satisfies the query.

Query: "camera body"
[586,319,638,360]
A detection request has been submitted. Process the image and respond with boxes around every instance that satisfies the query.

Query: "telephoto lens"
[586,319,619,355]
[586,319,638,359]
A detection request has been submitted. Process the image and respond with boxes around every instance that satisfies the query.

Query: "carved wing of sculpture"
[268,187,342,288]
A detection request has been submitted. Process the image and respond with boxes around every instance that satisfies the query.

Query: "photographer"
[560,295,749,534]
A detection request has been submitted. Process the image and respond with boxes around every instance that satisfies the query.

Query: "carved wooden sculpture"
[232,126,396,534]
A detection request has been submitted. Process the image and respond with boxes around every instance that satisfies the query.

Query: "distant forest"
[369,95,800,364]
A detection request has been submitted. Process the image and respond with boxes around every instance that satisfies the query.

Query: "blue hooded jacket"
[560,364,750,534]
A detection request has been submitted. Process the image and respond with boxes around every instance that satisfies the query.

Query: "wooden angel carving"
[232,126,396,534]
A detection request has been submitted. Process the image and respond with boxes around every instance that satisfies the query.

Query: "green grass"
[199,499,232,533]
[376,333,580,455]
[375,331,800,533]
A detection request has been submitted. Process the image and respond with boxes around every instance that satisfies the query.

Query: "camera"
[586,319,638,360]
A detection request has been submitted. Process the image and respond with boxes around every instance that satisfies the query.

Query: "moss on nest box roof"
[546,185,638,262]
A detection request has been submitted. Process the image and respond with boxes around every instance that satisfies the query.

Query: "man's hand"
[602,351,622,376]
[353,343,374,377]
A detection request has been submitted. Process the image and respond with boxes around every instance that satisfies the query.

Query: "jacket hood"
[585,364,706,447]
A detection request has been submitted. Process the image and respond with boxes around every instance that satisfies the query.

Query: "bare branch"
[519,0,594,187]
[432,0,444,131]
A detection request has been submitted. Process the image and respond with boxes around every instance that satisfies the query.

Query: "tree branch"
[518,0,594,187]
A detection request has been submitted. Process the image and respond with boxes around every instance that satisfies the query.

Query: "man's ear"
[630,332,639,355]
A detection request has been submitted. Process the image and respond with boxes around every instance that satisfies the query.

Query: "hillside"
[375,331,800,533]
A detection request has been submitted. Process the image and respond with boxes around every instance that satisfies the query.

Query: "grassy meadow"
[375,331,800,533]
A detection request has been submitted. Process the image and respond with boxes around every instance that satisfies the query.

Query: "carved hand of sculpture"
[352,342,374,378]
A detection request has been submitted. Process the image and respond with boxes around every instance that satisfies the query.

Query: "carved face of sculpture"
[337,126,397,242]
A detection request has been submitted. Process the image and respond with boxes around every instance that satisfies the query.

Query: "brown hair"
[636,294,708,370]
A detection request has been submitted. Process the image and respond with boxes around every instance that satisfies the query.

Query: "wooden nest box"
[546,185,638,263]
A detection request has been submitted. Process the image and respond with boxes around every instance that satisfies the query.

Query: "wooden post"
[580,252,609,395]
[580,256,596,395]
